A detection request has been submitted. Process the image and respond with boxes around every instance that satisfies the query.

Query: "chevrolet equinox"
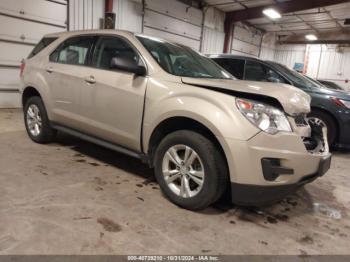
[20,30,331,210]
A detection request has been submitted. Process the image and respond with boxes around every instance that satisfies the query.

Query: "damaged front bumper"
[220,114,332,206]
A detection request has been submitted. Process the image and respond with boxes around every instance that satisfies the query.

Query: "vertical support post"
[105,0,113,13]
[223,21,233,53]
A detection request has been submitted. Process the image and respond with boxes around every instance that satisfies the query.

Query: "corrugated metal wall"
[68,0,104,30]
[0,0,67,108]
[143,0,203,50]
[113,0,143,33]
[231,23,263,57]
[306,44,350,89]
[274,44,306,70]
[201,7,225,54]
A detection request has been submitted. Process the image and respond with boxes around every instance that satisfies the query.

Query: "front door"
[81,35,147,151]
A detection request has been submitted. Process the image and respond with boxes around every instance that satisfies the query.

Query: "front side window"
[92,36,140,70]
[213,58,244,79]
[269,62,318,89]
[50,36,94,65]
[137,36,232,79]
[245,60,285,83]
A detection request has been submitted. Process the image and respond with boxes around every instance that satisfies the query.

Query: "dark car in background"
[209,54,350,148]
[317,80,346,91]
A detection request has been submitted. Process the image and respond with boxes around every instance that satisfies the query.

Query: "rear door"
[47,35,95,129]
[80,35,148,151]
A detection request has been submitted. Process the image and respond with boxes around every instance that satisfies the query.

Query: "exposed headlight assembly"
[236,98,292,135]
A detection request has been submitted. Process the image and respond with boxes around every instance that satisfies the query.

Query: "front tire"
[24,96,56,144]
[154,130,228,210]
[308,110,337,146]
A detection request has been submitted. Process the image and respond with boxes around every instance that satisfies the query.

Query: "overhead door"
[0,0,67,108]
[143,0,203,50]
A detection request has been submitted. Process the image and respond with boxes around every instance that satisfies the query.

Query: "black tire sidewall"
[309,110,336,146]
[154,130,226,210]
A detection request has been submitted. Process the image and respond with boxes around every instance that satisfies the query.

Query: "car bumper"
[217,131,332,206]
[230,154,331,206]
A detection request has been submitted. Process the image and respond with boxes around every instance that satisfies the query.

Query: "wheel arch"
[22,86,42,108]
[147,116,229,172]
[310,106,339,143]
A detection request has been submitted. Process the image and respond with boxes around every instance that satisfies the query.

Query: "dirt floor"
[0,109,349,255]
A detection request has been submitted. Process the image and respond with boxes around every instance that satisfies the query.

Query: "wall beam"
[105,0,113,13]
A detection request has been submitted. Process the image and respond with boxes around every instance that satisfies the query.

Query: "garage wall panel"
[145,0,202,26]
[201,27,224,54]
[0,0,66,27]
[231,23,263,57]
[306,44,350,89]
[113,0,143,33]
[201,7,225,54]
[144,10,201,41]
[69,0,103,30]
[144,0,202,50]
[274,44,306,70]
[0,0,67,108]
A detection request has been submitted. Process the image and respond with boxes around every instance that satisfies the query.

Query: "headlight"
[236,98,292,134]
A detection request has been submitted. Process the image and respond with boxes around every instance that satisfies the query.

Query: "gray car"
[210,55,350,148]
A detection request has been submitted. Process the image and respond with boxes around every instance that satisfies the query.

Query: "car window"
[50,36,94,65]
[268,62,318,90]
[28,37,57,59]
[137,35,232,79]
[245,60,285,83]
[92,36,141,70]
[244,61,267,81]
[213,58,245,79]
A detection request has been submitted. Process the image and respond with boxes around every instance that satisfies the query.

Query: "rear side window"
[50,36,94,66]
[92,36,140,70]
[213,58,245,79]
[28,37,57,59]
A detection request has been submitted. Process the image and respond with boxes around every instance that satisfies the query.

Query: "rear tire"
[154,130,228,210]
[308,110,337,146]
[24,96,56,144]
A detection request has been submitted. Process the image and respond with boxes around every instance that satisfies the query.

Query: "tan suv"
[20,30,331,210]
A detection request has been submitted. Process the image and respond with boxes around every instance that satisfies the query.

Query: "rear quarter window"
[28,37,58,59]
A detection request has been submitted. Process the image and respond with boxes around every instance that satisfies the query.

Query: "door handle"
[84,75,96,84]
[46,67,54,73]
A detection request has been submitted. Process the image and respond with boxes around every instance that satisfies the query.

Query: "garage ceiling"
[205,0,350,42]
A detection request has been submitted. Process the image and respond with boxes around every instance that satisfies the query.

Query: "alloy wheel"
[26,104,42,136]
[162,144,205,198]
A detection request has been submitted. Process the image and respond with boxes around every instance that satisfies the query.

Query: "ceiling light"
[305,34,318,41]
[262,8,281,19]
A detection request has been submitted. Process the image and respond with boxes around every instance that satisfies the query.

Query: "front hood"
[182,77,311,115]
[313,87,350,100]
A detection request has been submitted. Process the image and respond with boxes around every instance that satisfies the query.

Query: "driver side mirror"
[110,56,146,76]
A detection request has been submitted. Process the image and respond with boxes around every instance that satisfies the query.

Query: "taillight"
[20,60,25,77]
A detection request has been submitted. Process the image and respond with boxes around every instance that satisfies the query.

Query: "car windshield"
[269,62,320,89]
[320,81,344,90]
[136,35,232,79]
